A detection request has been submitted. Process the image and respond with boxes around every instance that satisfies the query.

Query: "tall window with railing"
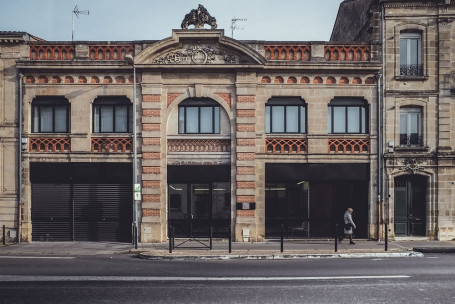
[400,107,423,147]
[327,98,368,134]
[265,97,307,134]
[400,32,422,76]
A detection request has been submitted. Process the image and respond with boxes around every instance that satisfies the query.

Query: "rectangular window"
[32,99,70,133]
[93,101,132,133]
[265,104,306,134]
[328,100,368,134]
[178,106,220,134]
[400,33,422,76]
[400,107,422,146]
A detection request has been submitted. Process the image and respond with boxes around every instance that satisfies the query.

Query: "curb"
[413,247,455,253]
[138,251,423,260]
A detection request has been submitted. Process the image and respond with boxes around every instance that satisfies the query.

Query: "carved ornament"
[181,4,217,29]
[399,158,424,174]
[152,44,239,65]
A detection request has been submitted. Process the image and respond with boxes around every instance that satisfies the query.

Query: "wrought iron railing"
[400,64,423,76]
[400,134,423,147]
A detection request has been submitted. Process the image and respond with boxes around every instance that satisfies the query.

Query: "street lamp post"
[125,54,138,249]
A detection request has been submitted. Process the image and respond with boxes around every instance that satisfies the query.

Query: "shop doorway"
[394,175,427,236]
[167,165,231,238]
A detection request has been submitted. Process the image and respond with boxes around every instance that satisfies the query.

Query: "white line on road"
[0,256,75,259]
[0,275,410,282]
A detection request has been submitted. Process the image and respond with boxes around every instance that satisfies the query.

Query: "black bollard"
[134,225,138,249]
[280,224,284,253]
[335,224,338,252]
[172,226,175,250]
[2,225,5,245]
[169,225,173,253]
[209,226,213,250]
[228,225,232,253]
[385,222,388,252]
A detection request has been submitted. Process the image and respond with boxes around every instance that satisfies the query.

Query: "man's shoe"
[349,241,356,245]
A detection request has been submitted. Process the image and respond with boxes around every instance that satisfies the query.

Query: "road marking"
[425,257,439,259]
[0,256,75,260]
[0,275,410,282]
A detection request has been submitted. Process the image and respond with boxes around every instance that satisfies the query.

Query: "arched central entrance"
[394,175,427,236]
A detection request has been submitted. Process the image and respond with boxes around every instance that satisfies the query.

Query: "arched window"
[265,97,306,133]
[178,99,220,134]
[32,96,70,133]
[327,98,368,134]
[93,96,132,133]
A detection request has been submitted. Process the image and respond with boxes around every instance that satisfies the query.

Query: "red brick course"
[143,123,161,131]
[142,194,161,202]
[237,210,255,217]
[216,93,231,107]
[237,167,255,175]
[237,181,255,189]
[237,139,255,146]
[237,195,255,203]
[143,152,161,159]
[143,166,161,174]
[237,124,255,132]
[142,209,161,216]
[237,110,255,117]
[237,153,255,160]
[237,96,255,103]
[143,95,161,102]
[167,93,183,107]
[143,109,161,117]
[142,138,161,145]
[143,181,161,188]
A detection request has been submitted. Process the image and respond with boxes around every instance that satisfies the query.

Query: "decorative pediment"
[134,30,265,66]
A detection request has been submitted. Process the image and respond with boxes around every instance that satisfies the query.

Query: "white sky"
[0,0,343,42]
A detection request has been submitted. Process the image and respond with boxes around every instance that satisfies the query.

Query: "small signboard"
[134,192,141,200]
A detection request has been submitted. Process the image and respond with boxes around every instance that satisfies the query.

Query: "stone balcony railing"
[168,139,231,152]
[265,138,308,154]
[29,137,71,152]
[91,137,132,152]
[328,138,370,154]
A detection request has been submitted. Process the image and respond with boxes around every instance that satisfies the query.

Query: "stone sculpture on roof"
[181,4,217,29]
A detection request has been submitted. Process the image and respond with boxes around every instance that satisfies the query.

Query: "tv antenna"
[72,5,90,41]
[230,17,247,38]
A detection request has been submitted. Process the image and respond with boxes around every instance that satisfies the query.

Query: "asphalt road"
[0,253,454,304]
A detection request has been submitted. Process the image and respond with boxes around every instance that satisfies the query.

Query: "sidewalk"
[1,239,454,259]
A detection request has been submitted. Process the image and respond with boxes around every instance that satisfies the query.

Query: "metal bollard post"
[385,222,388,252]
[335,224,338,252]
[169,225,173,254]
[209,226,213,250]
[228,225,232,253]
[134,225,138,249]
[280,224,284,253]
[2,225,5,246]
[172,226,175,250]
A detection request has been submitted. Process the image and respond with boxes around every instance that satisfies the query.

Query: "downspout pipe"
[375,72,382,240]
[17,72,23,243]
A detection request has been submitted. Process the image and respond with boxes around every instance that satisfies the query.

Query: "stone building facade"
[333,0,455,240]
[2,1,453,243]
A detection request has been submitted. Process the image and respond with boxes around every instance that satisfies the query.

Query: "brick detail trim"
[143,109,161,117]
[237,153,255,161]
[328,138,370,154]
[237,210,255,217]
[143,152,161,159]
[143,209,161,217]
[143,166,161,174]
[237,124,255,132]
[143,181,161,188]
[143,194,161,202]
[167,93,183,107]
[143,95,161,102]
[237,110,255,117]
[143,138,161,145]
[143,123,161,131]
[237,167,255,175]
[237,96,255,103]
[237,139,255,146]
[237,195,255,203]
[265,138,308,154]
[237,181,255,189]
[216,93,231,107]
